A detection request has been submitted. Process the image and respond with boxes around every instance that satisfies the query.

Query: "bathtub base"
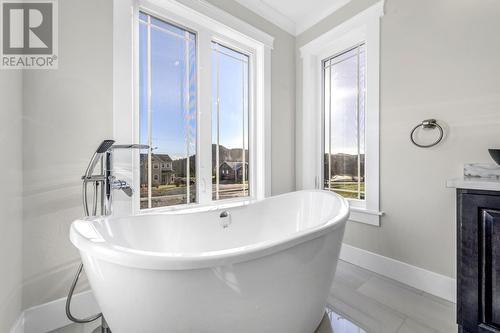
[90,311,332,333]
[91,326,111,333]
[83,230,344,333]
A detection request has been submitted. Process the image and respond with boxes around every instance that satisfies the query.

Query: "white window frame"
[298,2,383,226]
[112,0,273,216]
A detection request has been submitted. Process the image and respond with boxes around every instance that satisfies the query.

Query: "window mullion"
[241,55,246,196]
[215,45,220,200]
[356,45,361,200]
[146,15,152,209]
[196,31,214,205]
[184,30,191,203]
[328,61,332,192]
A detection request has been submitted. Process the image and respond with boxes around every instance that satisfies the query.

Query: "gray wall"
[296,0,500,278]
[0,71,23,330]
[21,0,295,310]
[22,0,113,309]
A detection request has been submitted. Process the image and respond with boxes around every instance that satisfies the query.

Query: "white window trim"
[298,1,384,226]
[112,0,273,216]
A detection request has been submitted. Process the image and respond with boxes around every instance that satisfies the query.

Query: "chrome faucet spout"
[110,144,150,150]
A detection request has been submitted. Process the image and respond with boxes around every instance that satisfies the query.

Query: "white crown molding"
[234,0,357,36]
[295,0,352,35]
[234,0,296,35]
[299,0,384,57]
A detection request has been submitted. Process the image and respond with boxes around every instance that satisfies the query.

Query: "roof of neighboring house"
[220,161,248,171]
[154,154,173,163]
[140,153,173,163]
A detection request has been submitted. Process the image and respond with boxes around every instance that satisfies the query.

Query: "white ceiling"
[235,0,352,36]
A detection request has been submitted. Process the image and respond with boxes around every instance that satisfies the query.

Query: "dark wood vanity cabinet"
[457,188,500,333]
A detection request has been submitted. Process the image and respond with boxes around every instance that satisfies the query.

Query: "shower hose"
[65,181,110,332]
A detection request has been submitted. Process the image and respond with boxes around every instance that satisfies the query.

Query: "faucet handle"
[109,176,133,197]
[121,187,133,197]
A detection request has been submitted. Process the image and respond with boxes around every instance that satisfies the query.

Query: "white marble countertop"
[446,177,500,191]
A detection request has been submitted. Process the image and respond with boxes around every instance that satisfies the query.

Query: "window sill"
[348,206,383,227]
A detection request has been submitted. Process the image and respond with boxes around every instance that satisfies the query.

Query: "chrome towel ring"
[410,119,444,148]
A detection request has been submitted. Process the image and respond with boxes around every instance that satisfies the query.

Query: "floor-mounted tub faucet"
[82,140,149,216]
[67,140,149,332]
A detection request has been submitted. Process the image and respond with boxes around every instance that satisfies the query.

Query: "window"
[212,42,249,200]
[126,3,272,212]
[139,12,197,209]
[298,1,383,225]
[323,45,365,200]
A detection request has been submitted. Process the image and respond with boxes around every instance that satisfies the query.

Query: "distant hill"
[212,144,249,168]
[172,155,196,177]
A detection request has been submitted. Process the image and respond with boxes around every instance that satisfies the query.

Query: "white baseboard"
[10,290,100,333]
[9,313,25,333]
[340,243,456,303]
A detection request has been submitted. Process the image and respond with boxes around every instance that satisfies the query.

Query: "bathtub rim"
[70,190,349,270]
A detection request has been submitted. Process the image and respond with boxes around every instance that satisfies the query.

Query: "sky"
[139,14,248,160]
[324,46,366,155]
[139,12,364,160]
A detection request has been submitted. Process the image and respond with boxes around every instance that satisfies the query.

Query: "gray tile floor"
[328,260,456,333]
[52,260,456,333]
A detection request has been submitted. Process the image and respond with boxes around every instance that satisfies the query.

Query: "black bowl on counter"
[488,149,500,166]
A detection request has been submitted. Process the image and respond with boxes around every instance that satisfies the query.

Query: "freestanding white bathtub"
[70,190,349,333]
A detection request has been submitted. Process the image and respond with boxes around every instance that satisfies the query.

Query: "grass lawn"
[327,181,365,199]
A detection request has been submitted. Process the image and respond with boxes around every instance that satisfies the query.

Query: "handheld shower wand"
[84,140,115,179]
[82,140,115,216]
